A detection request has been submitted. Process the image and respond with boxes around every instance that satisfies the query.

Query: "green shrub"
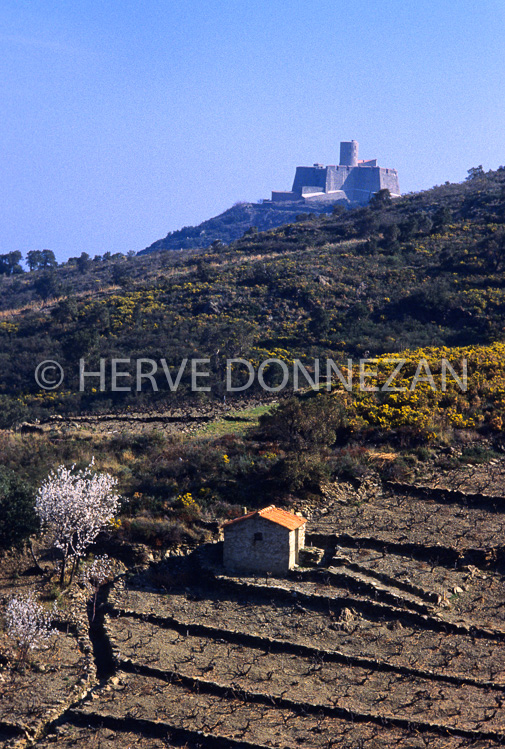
[378,458,412,482]
[120,516,201,548]
[258,394,347,448]
[331,448,368,481]
[459,445,499,464]
[0,468,39,550]
[274,451,330,492]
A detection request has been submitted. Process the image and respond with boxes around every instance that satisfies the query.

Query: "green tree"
[27,250,43,271]
[309,306,331,338]
[41,249,57,269]
[481,228,505,272]
[0,396,29,429]
[0,251,23,275]
[356,210,380,237]
[243,226,258,237]
[433,206,452,231]
[51,297,78,324]
[112,262,129,285]
[258,394,346,449]
[196,258,213,281]
[34,271,59,301]
[369,188,392,208]
[275,451,330,492]
[466,165,484,180]
[382,223,400,246]
[400,215,419,241]
[0,468,39,551]
[76,252,91,274]
[416,212,433,234]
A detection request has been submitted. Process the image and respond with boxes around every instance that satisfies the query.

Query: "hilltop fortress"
[140,140,400,254]
[268,140,400,205]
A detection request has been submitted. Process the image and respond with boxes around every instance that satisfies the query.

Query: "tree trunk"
[59,555,66,588]
[59,543,71,587]
[28,540,44,574]
[69,555,80,585]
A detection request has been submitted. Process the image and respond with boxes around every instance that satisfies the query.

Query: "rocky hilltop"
[139,199,338,255]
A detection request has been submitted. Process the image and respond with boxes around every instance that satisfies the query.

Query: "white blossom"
[35,459,122,584]
[5,592,55,656]
[81,555,114,590]
[81,554,115,621]
[35,459,121,559]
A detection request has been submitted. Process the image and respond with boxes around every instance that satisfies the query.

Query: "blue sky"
[1,0,504,262]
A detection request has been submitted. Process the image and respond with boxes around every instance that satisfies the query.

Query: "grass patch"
[190,404,273,438]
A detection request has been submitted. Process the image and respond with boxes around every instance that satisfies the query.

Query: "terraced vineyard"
[13,479,499,749]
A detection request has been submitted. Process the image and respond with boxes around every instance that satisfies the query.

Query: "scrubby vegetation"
[140,199,337,253]
[1,167,505,426]
[0,467,39,551]
[0,166,505,556]
[4,168,505,746]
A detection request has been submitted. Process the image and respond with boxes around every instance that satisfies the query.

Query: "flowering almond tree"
[35,460,121,586]
[81,554,114,621]
[6,592,56,663]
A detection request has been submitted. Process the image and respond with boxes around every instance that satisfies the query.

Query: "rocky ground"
[17,397,273,439]
[2,463,505,747]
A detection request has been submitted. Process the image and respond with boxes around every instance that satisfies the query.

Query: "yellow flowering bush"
[331,342,505,435]
[177,492,200,511]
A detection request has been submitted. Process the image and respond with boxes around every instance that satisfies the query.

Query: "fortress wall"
[292,166,326,194]
[275,152,400,205]
[271,191,298,202]
[379,168,401,195]
[346,167,382,202]
[301,186,326,195]
[325,166,348,192]
[350,166,382,193]
[302,190,347,203]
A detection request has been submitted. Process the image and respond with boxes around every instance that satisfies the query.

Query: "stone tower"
[339,140,359,167]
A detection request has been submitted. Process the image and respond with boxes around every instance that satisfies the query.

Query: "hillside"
[4,170,505,749]
[138,199,339,254]
[1,166,505,427]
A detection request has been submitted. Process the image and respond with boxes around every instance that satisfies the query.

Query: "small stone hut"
[222,505,307,575]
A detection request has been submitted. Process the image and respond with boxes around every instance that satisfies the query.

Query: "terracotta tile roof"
[223,505,307,531]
